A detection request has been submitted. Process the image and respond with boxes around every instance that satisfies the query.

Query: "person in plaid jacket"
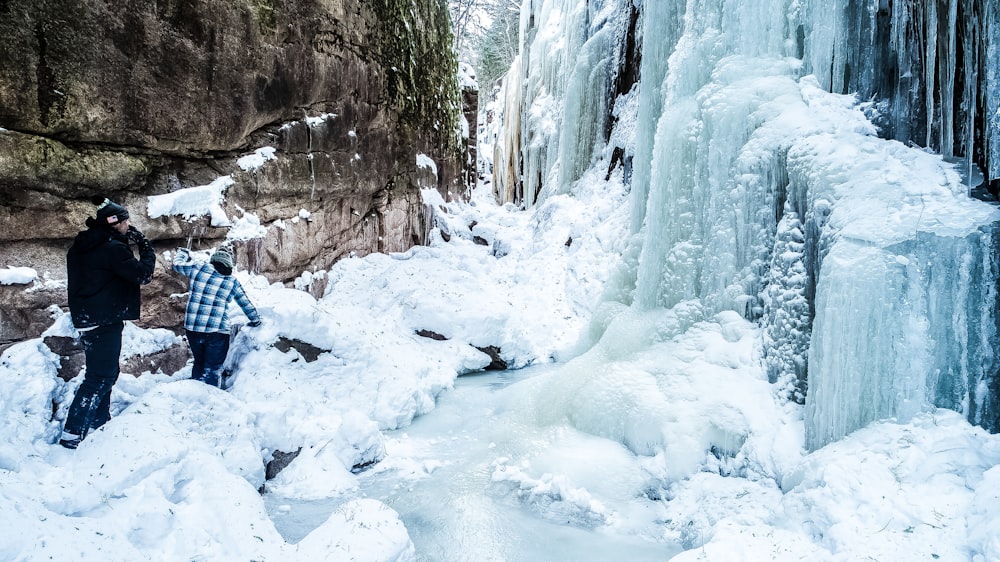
[172,245,261,387]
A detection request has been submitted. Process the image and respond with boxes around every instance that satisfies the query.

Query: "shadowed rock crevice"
[415,330,508,371]
[273,337,327,363]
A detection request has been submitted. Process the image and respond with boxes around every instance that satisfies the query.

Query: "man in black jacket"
[59,196,156,449]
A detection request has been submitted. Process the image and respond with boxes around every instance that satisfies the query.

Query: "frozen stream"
[265,364,681,560]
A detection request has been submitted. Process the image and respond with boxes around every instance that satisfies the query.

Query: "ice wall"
[631,0,1000,449]
[509,0,634,207]
[509,0,1000,450]
[787,133,1000,448]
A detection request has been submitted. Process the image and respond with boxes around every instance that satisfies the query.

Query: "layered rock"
[0,0,471,348]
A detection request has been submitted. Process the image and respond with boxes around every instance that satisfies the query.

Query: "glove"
[127,225,150,248]
[247,320,262,328]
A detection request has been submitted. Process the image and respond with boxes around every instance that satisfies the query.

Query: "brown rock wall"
[0,0,473,348]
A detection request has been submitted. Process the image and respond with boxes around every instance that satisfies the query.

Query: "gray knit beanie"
[210,247,235,270]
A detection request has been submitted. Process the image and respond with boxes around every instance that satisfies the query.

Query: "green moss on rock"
[0,130,150,192]
[369,0,462,157]
[250,0,277,36]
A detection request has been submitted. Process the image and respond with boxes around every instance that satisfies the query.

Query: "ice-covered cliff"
[501,0,1000,449]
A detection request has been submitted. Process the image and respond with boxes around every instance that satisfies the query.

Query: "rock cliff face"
[0,0,469,347]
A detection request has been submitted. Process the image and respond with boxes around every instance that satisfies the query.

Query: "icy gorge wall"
[0,0,468,346]
[505,0,1000,449]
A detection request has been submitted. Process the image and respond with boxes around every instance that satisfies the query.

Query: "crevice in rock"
[273,336,327,362]
[474,345,507,370]
[264,448,302,482]
[350,457,379,473]
[415,329,447,340]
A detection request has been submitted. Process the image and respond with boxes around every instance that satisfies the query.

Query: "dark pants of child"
[63,321,124,440]
[186,330,231,388]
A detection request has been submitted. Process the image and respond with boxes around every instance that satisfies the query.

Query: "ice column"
[628,0,685,235]
[518,0,579,206]
[633,0,800,311]
[762,205,810,400]
[493,54,524,205]
[551,21,614,200]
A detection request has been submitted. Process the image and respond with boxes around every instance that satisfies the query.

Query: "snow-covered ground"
[0,178,627,560]
[4,0,999,557]
[2,165,999,560]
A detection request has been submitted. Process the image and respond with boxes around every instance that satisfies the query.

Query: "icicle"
[925,0,937,149]
[940,0,958,157]
[990,0,1000,182]
[964,9,977,197]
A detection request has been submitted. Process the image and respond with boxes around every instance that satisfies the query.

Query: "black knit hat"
[92,195,129,225]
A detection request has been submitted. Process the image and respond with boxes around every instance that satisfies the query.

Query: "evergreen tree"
[447,0,520,86]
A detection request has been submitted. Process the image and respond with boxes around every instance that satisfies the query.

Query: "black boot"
[58,432,82,449]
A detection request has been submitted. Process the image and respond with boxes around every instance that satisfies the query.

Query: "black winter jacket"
[67,219,156,329]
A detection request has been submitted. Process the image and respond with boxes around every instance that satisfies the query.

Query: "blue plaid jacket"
[173,252,260,333]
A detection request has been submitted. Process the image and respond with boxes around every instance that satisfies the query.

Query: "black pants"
[63,321,123,438]
[187,330,230,388]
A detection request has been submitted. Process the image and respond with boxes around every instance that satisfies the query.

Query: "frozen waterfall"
[505,0,1000,452]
